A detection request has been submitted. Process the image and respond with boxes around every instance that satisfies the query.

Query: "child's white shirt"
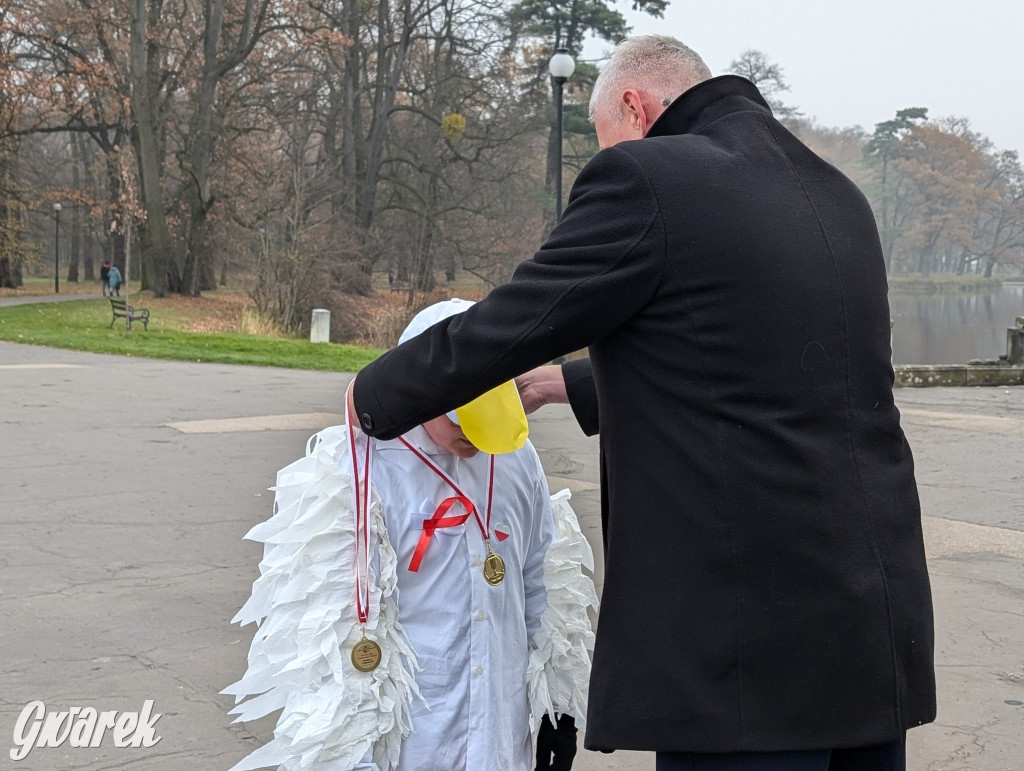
[371,425,554,771]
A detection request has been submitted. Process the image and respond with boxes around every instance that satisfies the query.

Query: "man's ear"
[623,88,666,136]
[621,89,650,135]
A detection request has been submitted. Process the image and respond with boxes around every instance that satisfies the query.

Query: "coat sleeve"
[562,358,599,436]
[352,147,664,439]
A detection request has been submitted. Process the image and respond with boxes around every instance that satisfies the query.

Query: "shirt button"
[472,558,482,566]
[476,612,485,621]
[475,667,484,675]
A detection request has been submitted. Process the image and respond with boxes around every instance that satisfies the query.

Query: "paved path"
[0,340,1021,770]
[0,293,105,307]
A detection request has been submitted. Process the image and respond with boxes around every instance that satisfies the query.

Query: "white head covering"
[398,297,474,346]
[396,298,529,454]
[399,299,475,423]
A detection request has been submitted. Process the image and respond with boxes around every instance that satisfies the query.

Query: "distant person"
[107,265,122,297]
[388,269,395,289]
[227,299,596,771]
[100,261,111,297]
[348,35,935,771]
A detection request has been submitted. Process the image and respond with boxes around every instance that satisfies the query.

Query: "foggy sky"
[583,0,1022,156]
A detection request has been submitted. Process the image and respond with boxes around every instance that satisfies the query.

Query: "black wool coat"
[352,75,936,753]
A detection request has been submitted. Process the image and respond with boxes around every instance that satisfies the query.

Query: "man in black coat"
[351,35,935,770]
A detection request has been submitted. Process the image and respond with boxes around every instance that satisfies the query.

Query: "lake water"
[889,283,1024,365]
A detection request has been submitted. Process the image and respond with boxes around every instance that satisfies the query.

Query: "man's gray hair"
[589,35,712,124]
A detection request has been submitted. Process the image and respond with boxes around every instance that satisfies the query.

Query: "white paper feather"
[224,426,421,771]
[527,488,599,734]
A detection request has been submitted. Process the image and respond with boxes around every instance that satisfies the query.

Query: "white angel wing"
[527,488,599,734]
[224,426,421,771]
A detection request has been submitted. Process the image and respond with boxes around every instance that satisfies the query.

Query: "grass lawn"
[0,295,383,372]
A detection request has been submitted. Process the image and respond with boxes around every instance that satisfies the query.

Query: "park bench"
[108,297,150,330]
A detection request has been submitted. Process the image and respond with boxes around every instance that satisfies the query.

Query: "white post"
[310,308,331,343]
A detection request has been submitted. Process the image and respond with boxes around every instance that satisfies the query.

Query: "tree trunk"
[102,151,127,275]
[0,144,23,288]
[356,0,413,240]
[412,219,437,292]
[0,257,17,288]
[180,0,228,297]
[129,0,180,297]
[67,134,84,283]
[954,246,969,275]
[340,0,360,209]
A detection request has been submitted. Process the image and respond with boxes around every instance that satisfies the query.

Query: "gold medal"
[351,634,382,672]
[483,549,506,586]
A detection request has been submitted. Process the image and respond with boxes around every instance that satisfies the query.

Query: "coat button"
[360,413,374,431]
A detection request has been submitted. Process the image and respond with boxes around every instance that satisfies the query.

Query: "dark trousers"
[655,736,906,771]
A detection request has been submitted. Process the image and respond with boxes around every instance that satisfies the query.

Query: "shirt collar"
[397,424,449,457]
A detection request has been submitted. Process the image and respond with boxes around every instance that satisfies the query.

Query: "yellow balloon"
[455,380,529,455]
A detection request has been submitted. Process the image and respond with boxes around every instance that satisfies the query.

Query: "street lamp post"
[53,203,62,294]
[548,48,575,221]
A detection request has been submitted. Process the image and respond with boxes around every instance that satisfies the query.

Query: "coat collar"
[645,75,773,139]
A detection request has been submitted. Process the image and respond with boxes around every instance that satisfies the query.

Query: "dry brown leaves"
[142,292,252,333]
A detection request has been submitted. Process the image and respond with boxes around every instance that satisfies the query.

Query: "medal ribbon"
[346,382,373,625]
[397,435,495,571]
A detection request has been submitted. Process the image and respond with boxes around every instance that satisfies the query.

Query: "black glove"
[535,712,578,771]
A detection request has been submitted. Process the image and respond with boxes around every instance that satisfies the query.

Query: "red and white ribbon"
[397,435,495,572]
[345,381,373,624]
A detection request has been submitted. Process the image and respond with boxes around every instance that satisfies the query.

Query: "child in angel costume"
[225,299,598,771]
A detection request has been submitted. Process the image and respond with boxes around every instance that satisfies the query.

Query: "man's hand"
[515,365,568,415]
[535,713,577,771]
[346,378,357,421]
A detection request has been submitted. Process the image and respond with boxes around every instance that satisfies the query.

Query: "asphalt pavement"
[0,293,106,307]
[0,339,1021,771]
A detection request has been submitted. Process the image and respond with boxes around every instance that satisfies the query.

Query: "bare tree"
[728,49,801,123]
